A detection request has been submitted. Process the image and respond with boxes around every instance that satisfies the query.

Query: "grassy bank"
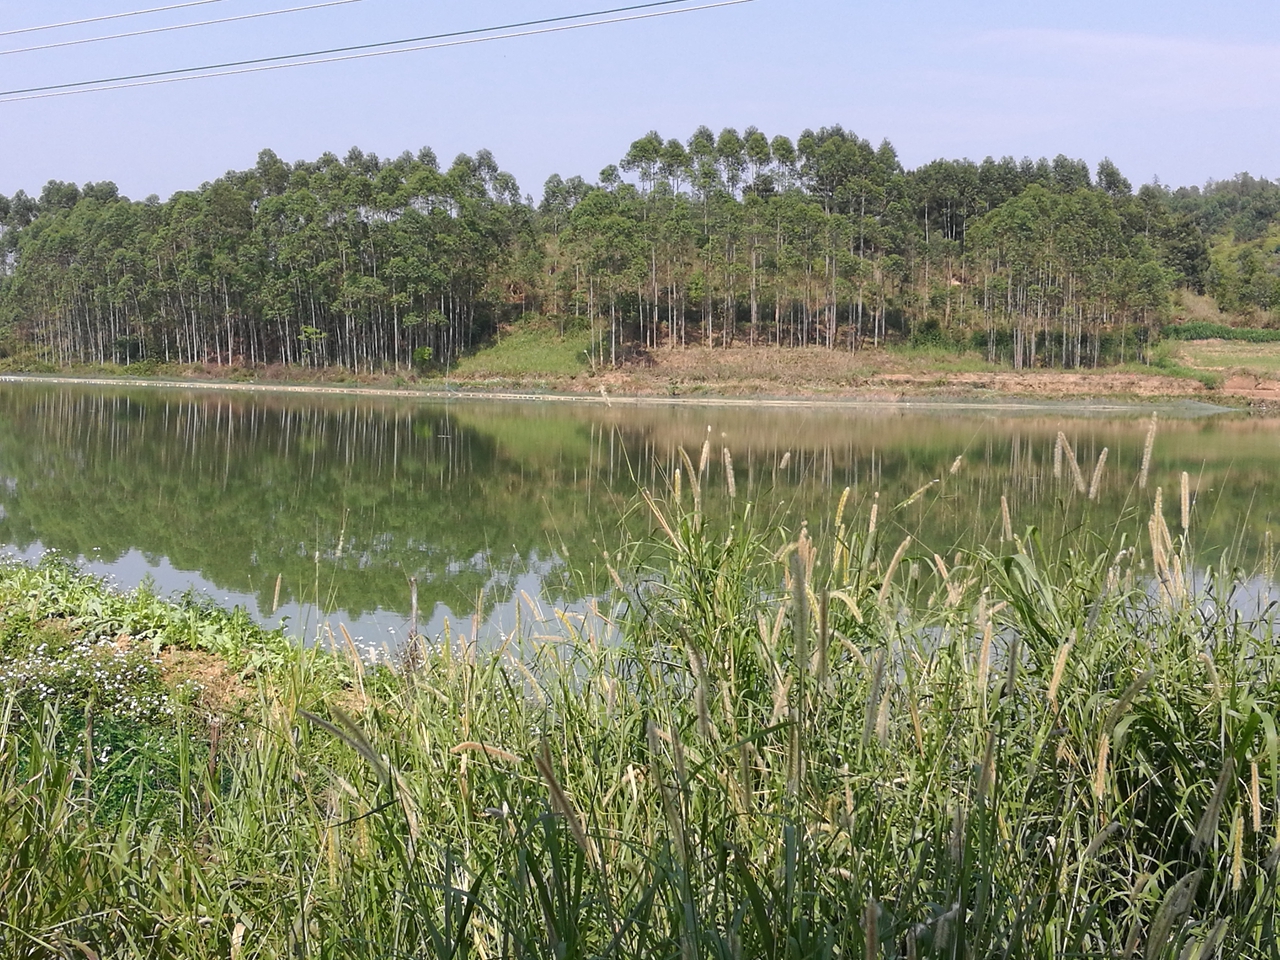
[4,453,1280,957]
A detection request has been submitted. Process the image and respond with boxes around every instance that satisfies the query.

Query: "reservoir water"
[1,381,1275,653]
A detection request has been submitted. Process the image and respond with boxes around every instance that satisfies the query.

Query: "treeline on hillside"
[0,127,1277,372]
[1174,173,1280,316]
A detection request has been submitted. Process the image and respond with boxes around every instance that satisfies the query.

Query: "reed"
[1193,758,1236,856]
[879,535,912,602]
[3,462,1279,958]
[1253,760,1263,834]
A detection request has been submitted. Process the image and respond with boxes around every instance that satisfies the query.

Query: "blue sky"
[0,0,1276,200]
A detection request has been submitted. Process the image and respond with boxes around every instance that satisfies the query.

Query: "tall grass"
[3,459,1280,957]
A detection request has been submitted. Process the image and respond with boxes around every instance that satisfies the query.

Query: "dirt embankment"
[1220,376,1280,402]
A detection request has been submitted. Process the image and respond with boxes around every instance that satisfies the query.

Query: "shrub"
[1163,321,1280,342]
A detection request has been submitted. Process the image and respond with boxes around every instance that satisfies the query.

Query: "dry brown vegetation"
[495,346,1215,401]
[1173,289,1279,329]
[159,648,255,717]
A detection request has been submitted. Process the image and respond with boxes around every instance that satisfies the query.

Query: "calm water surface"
[1,382,1276,652]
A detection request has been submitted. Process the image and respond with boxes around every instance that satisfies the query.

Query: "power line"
[0,0,752,102]
[1,0,366,58]
[0,1,232,39]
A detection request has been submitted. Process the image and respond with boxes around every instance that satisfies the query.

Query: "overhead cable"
[1,0,366,58]
[0,0,231,39]
[0,0,754,103]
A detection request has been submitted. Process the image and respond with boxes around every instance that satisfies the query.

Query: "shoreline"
[0,371,1244,415]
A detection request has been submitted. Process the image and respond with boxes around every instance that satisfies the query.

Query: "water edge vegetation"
[4,432,1280,957]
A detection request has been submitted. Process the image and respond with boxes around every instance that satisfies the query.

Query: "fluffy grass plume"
[1140,413,1158,489]
[1088,448,1108,501]
[1059,431,1087,494]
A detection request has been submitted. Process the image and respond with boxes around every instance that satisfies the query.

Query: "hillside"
[1,129,1277,377]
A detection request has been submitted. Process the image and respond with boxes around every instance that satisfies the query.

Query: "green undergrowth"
[4,465,1280,956]
[879,343,1003,373]
[1114,344,1227,390]
[0,557,300,670]
[0,559,350,829]
[449,319,594,378]
[1148,359,1226,390]
[1164,322,1280,343]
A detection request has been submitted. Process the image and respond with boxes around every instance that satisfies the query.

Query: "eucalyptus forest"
[0,126,1277,373]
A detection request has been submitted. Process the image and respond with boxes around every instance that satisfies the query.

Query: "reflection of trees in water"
[0,387,629,619]
[0,385,1276,624]
[454,402,1280,563]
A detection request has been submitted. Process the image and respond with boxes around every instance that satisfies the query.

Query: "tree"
[1096,158,1132,198]
[744,127,772,189]
[715,128,747,199]
[621,131,663,193]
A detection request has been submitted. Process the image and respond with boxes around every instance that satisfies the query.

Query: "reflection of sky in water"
[1,542,607,657]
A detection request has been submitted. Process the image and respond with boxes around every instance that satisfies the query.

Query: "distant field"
[1174,339,1280,378]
